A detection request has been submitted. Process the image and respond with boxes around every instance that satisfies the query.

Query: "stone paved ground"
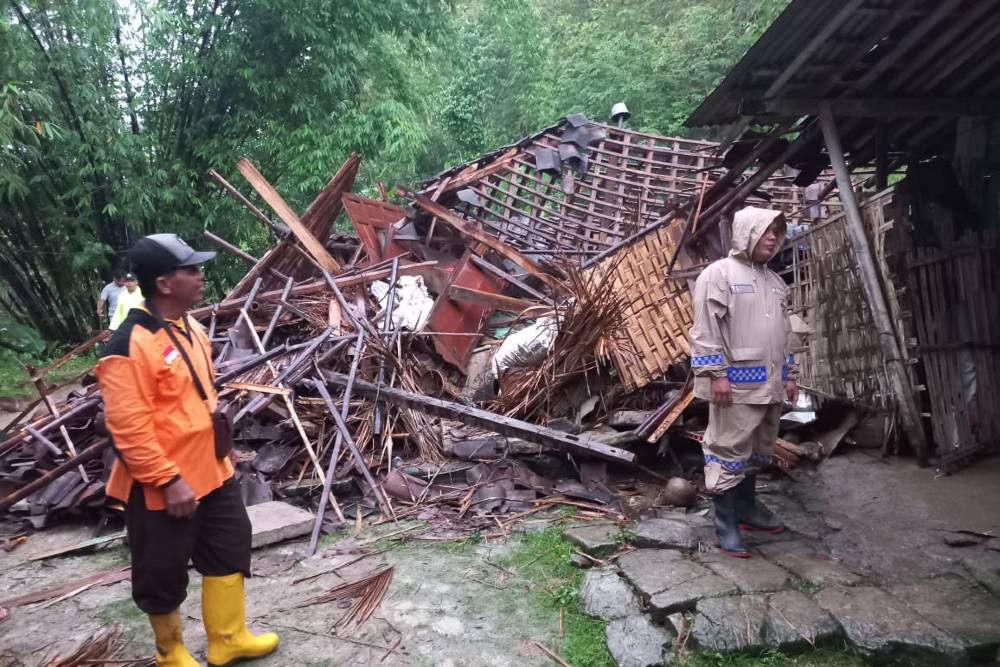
[572,450,1000,666]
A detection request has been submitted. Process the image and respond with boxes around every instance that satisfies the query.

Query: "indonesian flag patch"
[164,345,180,365]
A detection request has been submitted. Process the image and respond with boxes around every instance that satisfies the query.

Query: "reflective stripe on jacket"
[689,207,799,404]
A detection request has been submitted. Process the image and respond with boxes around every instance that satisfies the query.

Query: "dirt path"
[0,523,562,667]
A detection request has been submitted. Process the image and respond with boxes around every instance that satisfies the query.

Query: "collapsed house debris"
[2,82,983,558]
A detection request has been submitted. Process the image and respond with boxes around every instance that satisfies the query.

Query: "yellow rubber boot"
[202,573,279,667]
[148,609,200,667]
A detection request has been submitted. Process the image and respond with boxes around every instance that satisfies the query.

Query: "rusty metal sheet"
[342,193,407,263]
[426,251,504,370]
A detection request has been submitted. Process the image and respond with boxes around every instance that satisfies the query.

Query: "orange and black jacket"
[96,307,232,510]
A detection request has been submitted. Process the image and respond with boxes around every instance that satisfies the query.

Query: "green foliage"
[503,527,615,667]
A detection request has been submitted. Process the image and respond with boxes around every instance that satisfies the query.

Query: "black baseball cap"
[123,272,137,281]
[128,233,216,282]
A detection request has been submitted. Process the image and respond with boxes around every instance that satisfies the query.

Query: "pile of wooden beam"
[0,116,829,539]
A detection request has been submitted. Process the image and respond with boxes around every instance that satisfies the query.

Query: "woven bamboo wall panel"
[908,232,1000,470]
[786,189,911,409]
[587,218,693,392]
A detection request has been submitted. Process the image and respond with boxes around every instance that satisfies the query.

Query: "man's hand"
[786,380,800,406]
[710,377,733,408]
[163,478,198,518]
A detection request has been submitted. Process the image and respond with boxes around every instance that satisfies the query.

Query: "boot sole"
[713,537,752,558]
[208,648,278,667]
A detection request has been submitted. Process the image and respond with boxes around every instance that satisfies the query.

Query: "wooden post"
[819,106,928,462]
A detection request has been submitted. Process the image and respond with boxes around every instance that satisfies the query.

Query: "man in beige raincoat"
[690,207,799,557]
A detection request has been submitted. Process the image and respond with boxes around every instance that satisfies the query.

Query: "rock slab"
[757,539,863,587]
[649,573,736,619]
[692,591,840,653]
[617,549,686,598]
[563,523,619,558]
[815,585,967,666]
[692,595,768,652]
[246,501,315,548]
[618,549,736,617]
[697,551,792,592]
[580,569,641,620]
[890,575,1000,662]
[605,614,672,667]
[765,590,842,649]
[631,518,697,551]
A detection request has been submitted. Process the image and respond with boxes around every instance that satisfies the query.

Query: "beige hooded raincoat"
[689,207,799,492]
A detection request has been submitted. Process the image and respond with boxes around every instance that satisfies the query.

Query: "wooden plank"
[322,372,635,464]
[646,388,695,443]
[222,382,292,396]
[208,168,288,237]
[236,158,342,274]
[469,255,552,303]
[188,262,438,319]
[432,149,518,194]
[754,97,1000,118]
[448,285,538,313]
[32,377,87,482]
[398,187,556,287]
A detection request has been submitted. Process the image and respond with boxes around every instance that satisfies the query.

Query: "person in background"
[97,271,126,329]
[97,234,279,667]
[109,273,144,331]
[689,207,799,558]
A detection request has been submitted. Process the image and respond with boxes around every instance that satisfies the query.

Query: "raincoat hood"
[729,207,786,262]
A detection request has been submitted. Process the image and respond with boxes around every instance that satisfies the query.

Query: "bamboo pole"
[818,106,928,462]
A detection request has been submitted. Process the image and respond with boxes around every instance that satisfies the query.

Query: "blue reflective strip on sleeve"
[782,365,789,381]
[692,354,725,366]
[704,455,745,472]
[750,453,772,464]
[726,366,767,383]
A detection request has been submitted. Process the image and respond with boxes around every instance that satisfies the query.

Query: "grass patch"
[790,579,819,596]
[679,645,865,666]
[98,597,145,625]
[615,527,636,548]
[502,526,614,667]
[0,350,95,399]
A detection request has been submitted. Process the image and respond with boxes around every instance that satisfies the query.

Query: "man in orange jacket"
[97,234,279,667]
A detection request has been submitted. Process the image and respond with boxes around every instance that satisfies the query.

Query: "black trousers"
[126,477,251,614]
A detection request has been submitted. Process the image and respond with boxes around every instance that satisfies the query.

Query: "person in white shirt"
[110,273,144,330]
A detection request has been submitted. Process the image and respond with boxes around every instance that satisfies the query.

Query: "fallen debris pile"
[0,115,864,548]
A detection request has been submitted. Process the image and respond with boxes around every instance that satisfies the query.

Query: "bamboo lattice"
[785,188,912,409]
[586,218,693,391]
[908,231,1000,470]
[421,121,822,260]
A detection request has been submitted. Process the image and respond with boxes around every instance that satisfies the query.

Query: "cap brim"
[178,250,217,267]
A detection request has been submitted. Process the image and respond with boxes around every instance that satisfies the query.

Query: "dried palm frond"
[38,627,154,667]
[491,261,636,421]
[298,565,394,633]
